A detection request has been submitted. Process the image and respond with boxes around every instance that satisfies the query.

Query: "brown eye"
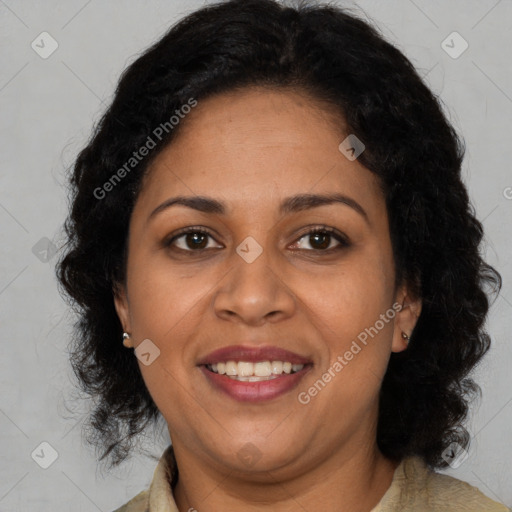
[166,228,222,252]
[308,232,331,250]
[293,227,349,252]
[182,232,209,250]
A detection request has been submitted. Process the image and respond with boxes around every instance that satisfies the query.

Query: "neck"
[172,439,399,512]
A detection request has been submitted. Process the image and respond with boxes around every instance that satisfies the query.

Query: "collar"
[147,444,179,512]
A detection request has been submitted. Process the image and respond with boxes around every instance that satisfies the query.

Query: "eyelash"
[164,225,350,255]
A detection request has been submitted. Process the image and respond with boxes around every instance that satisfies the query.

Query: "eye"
[291,226,349,252]
[165,227,222,252]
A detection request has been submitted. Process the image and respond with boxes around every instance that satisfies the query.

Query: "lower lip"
[199,365,312,402]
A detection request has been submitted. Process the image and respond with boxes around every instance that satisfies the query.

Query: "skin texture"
[114,86,422,512]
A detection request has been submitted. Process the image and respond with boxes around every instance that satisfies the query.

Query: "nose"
[213,243,296,326]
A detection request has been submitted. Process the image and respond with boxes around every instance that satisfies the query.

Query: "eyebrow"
[148,192,369,224]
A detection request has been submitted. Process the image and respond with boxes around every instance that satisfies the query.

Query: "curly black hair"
[56,0,502,471]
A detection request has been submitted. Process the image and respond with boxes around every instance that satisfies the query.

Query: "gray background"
[1,0,511,510]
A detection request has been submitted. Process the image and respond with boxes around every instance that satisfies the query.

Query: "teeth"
[271,361,283,374]
[225,361,237,375]
[254,361,271,377]
[238,361,253,377]
[206,360,305,377]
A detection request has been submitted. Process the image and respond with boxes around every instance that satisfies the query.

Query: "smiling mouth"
[203,360,310,381]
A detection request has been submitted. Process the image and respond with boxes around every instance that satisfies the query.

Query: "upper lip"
[197,345,312,365]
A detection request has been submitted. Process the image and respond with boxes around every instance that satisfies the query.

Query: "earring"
[123,332,133,348]
[401,331,410,344]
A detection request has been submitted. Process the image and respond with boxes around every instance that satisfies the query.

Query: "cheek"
[298,259,391,340]
[296,253,395,396]
[124,257,211,405]
[302,284,394,422]
[126,250,214,339]
[137,358,207,444]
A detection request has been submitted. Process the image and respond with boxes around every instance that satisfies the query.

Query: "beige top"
[113,445,509,512]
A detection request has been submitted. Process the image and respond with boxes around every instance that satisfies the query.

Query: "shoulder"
[111,489,149,512]
[378,456,509,512]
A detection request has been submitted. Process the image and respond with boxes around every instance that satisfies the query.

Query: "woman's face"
[114,86,421,477]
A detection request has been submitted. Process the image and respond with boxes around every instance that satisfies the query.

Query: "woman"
[56,0,508,510]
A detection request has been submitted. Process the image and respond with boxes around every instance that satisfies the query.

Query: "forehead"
[136,87,384,218]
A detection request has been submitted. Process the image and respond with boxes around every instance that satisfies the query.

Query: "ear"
[113,281,131,336]
[391,282,422,353]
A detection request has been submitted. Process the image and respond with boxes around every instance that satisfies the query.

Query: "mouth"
[203,360,309,381]
[197,345,313,402]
